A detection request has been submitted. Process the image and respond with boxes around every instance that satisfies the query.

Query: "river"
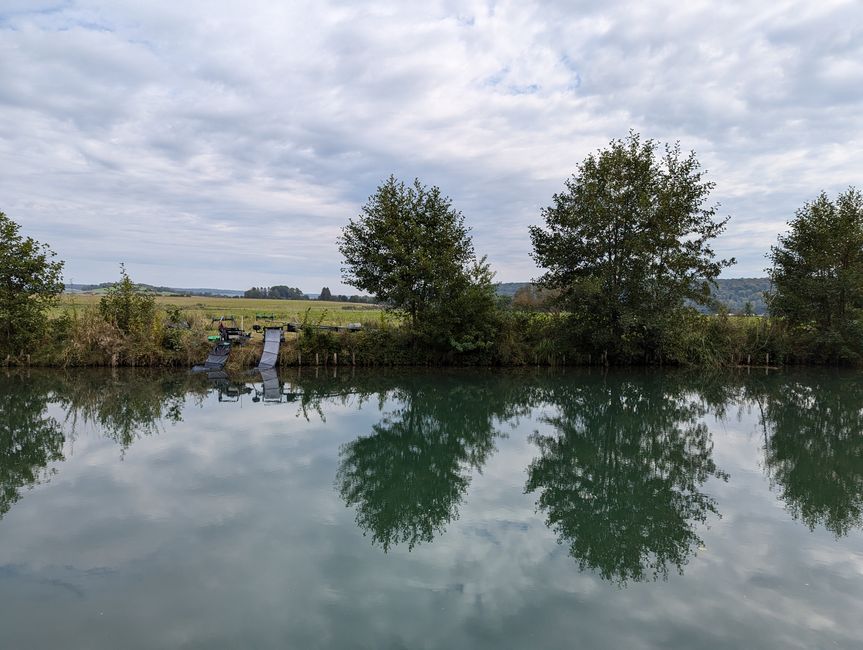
[1,368,861,648]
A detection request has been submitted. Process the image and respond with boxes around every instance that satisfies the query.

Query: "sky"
[1,0,862,293]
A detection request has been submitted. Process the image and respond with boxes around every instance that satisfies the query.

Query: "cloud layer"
[1,0,862,290]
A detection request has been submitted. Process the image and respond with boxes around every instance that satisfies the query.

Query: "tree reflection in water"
[4,367,863,559]
[57,372,200,449]
[750,373,863,537]
[0,370,208,520]
[525,374,728,584]
[336,374,532,551]
[0,375,65,518]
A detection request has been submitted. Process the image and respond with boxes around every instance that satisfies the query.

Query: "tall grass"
[4,300,858,368]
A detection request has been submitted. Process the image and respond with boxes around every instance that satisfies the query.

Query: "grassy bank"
[4,296,857,369]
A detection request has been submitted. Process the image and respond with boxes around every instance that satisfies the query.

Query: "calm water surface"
[1,368,862,648]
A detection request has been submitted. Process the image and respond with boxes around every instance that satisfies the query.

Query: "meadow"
[59,293,388,328]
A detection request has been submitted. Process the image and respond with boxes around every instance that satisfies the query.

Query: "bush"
[99,265,157,336]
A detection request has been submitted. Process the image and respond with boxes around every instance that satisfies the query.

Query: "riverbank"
[3,304,859,369]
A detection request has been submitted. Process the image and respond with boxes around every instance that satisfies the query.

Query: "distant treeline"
[244,285,308,299]
[497,278,771,315]
[243,285,377,303]
[67,282,244,297]
[706,278,770,315]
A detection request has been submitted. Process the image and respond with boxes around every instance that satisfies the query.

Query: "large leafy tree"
[0,211,64,355]
[768,188,863,360]
[338,176,495,344]
[529,132,734,359]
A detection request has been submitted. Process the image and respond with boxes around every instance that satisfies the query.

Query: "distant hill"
[495,278,772,314]
[709,278,771,314]
[66,283,245,297]
[494,282,527,298]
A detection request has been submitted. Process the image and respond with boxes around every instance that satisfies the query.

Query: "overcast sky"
[1,1,861,292]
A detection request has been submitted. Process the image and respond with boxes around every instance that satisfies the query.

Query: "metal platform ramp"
[257,327,282,370]
[192,342,231,372]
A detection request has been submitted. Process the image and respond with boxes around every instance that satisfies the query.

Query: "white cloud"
[1,0,861,289]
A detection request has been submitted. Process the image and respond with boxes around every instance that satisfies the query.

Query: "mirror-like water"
[1,368,861,648]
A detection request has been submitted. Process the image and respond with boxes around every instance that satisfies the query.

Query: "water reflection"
[56,372,201,448]
[0,371,206,520]
[2,367,863,564]
[0,376,65,518]
[748,374,863,537]
[336,375,532,551]
[525,374,728,584]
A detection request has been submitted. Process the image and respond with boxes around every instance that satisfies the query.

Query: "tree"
[99,264,157,335]
[768,188,863,360]
[529,132,734,359]
[512,284,560,311]
[338,176,489,332]
[0,211,65,354]
[319,287,332,301]
[269,285,306,300]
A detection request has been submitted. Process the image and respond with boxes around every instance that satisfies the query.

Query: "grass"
[59,293,389,328]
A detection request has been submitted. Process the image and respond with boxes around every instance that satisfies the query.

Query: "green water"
[1,368,862,648]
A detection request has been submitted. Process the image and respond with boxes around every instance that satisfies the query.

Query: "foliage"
[339,176,494,347]
[500,278,771,315]
[99,264,158,336]
[768,188,863,362]
[319,286,332,301]
[529,132,734,361]
[0,211,65,356]
[297,308,339,357]
[511,284,561,311]
[707,278,770,315]
[269,285,307,299]
[244,285,307,299]
[416,257,500,358]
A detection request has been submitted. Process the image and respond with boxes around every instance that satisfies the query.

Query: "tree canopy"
[338,176,498,352]
[529,132,734,359]
[0,211,64,355]
[244,285,307,300]
[768,188,863,361]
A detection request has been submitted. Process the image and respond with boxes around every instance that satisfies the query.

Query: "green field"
[60,294,388,327]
